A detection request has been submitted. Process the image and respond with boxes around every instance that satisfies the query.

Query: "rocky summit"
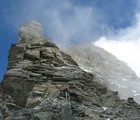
[1,22,140,120]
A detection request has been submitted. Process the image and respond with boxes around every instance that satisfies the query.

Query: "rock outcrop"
[1,22,140,120]
[64,43,140,103]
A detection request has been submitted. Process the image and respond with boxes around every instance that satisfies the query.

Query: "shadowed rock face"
[1,22,140,120]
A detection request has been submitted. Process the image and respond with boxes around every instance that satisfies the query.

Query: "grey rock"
[24,49,40,61]
[43,41,59,48]
[1,22,140,120]
[64,43,140,103]
[127,97,135,103]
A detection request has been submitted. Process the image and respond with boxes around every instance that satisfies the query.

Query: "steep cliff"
[1,22,140,120]
[64,43,140,103]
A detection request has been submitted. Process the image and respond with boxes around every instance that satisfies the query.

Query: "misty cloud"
[95,14,140,77]
[2,0,137,46]
[0,0,139,80]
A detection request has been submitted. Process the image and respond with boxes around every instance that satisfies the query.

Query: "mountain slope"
[64,43,140,103]
[0,22,140,120]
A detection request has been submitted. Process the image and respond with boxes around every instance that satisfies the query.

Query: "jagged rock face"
[64,43,140,103]
[1,22,140,120]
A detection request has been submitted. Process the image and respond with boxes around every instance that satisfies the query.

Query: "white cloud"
[4,0,99,45]
[95,14,140,77]
[4,0,140,76]
[5,0,116,46]
[40,1,102,46]
[5,0,140,77]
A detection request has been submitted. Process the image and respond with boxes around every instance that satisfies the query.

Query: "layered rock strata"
[0,22,140,120]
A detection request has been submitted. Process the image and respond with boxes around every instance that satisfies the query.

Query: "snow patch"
[102,106,108,111]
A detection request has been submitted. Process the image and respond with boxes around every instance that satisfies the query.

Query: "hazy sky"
[0,0,139,80]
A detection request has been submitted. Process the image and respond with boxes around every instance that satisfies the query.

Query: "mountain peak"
[1,22,140,120]
[18,21,45,44]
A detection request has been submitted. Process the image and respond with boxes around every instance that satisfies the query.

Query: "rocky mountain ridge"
[64,43,140,103]
[0,22,140,120]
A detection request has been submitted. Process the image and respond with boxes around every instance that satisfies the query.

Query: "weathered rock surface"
[1,22,140,120]
[64,43,140,103]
